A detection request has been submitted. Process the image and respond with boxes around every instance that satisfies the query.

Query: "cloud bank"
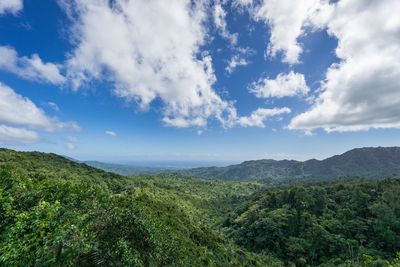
[240,0,400,132]
[4,0,397,135]
[61,0,289,129]
[288,0,400,132]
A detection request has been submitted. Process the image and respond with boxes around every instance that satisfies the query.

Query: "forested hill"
[1,147,400,266]
[187,147,400,183]
[0,148,275,266]
[224,178,400,266]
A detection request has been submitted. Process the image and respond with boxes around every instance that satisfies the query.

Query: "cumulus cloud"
[213,2,238,46]
[0,82,57,130]
[60,0,282,129]
[236,107,291,128]
[253,0,332,64]
[105,131,117,137]
[0,125,39,144]
[0,82,79,132]
[0,0,22,15]
[250,71,310,98]
[241,0,400,132]
[289,0,400,132]
[62,0,224,128]
[0,46,65,84]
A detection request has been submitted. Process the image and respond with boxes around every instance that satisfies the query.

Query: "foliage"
[126,174,263,224]
[224,179,400,266]
[1,148,400,266]
[0,148,276,266]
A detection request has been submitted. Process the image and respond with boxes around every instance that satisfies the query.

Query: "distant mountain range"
[82,160,236,175]
[185,147,400,184]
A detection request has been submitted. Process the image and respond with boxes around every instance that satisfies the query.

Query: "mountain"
[1,147,399,266]
[187,147,400,183]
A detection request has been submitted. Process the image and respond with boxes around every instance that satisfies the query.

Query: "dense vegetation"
[224,179,400,266]
[1,148,400,266]
[187,147,400,184]
[0,149,277,266]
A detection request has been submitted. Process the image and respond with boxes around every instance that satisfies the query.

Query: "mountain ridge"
[187,146,400,183]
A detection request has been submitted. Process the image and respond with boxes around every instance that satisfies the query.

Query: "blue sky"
[0,0,399,163]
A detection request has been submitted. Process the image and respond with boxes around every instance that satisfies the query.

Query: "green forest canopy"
[0,148,400,266]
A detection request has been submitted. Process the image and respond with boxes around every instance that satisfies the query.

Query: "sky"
[0,0,399,164]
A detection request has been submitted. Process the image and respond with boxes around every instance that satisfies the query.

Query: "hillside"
[188,147,400,184]
[224,178,400,266]
[1,148,400,266]
[0,148,277,266]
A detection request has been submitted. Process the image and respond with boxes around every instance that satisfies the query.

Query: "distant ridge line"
[186,146,400,183]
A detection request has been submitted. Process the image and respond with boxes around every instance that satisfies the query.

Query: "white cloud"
[250,71,310,98]
[236,107,291,128]
[226,55,249,74]
[239,0,400,132]
[0,0,22,15]
[0,82,80,132]
[66,136,79,150]
[226,47,255,74]
[162,105,291,129]
[48,102,60,112]
[289,0,400,132]
[57,121,81,132]
[66,143,75,150]
[0,125,39,144]
[60,0,279,129]
[163,116,207,128]
[105,131,117,137]
[213,2,238,46]
[0,82,56,130]
[62,0,224,128]
[253,0,332,64]
[0,46,65,84]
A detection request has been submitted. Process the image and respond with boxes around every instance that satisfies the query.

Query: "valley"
[1,148,400,266]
